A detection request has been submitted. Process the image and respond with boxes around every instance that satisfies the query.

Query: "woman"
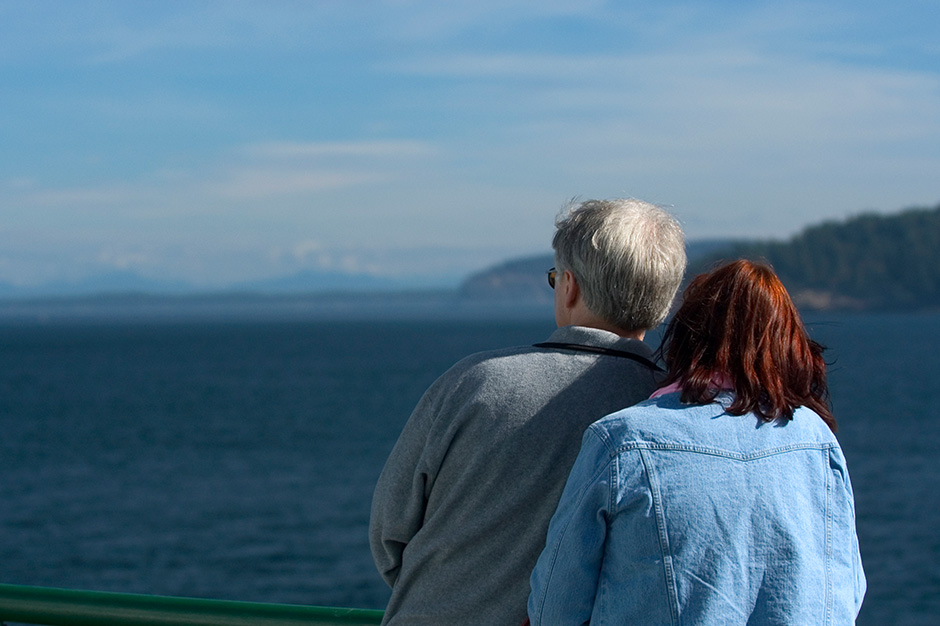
[527,259,866,625]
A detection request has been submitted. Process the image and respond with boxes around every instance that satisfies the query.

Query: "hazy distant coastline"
[3,201,939,318]
[0,290,554,323]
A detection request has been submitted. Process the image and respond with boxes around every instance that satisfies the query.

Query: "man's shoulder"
[439,332,655,392]
[442,344,548,382]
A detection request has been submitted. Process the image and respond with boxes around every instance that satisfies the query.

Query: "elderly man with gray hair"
[370,198,686,626]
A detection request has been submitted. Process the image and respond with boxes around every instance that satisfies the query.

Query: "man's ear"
[562,269,580,309]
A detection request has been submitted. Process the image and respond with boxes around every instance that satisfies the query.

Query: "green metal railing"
[0,584,383,626]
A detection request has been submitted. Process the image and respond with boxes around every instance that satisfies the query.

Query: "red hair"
[660,259,836,432]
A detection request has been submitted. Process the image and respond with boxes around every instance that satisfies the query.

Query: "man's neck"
[565,307,645,341]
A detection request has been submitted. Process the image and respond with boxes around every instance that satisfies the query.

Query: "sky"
[1,1,939,289]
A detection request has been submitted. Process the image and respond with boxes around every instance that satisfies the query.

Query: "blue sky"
[1,1,938,289]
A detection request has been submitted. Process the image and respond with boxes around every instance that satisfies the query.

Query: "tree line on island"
[696,202,940,311]
[461,202,940,311]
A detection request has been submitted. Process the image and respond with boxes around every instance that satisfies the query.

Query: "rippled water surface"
[0,312,936,625]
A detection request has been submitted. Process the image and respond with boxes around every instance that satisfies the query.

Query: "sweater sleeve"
[368,384,441,586]
[528,428,613,625]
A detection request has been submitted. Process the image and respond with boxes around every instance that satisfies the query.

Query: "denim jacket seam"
[533,433,616,622]
[614,440,836,462]
[824,447,834,624]
[589,422,619,456]
[638,447,680,625]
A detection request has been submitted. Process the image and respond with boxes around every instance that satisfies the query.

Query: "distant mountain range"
[0,239,732,301]
[3,202,938,314]
[0,268,455,300]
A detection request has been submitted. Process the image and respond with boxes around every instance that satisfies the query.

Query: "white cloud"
[0,0,603,66]
[1,1,938,287]
[375,40,940,237]
[206,169,394,199]
[289,239,324,263]
[206,139,439,199]
[244,140,438,160]
[18,185,135,208]
[96,248,152,271]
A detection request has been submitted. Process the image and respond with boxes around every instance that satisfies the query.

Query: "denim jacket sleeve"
[528,427,615,625]
[831,445,868,616]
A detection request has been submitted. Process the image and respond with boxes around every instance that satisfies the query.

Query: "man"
[369,198,687,625]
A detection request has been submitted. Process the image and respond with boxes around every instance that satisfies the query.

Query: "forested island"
[694,203,940,311]
[461,203,940,312]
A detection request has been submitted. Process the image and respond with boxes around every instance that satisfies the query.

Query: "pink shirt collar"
[650,381,683,398]
[650,374,734,399]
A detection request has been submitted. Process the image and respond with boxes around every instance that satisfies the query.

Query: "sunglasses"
[547,267,557,289]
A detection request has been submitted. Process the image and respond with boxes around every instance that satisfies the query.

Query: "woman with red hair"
[528,259,866,625]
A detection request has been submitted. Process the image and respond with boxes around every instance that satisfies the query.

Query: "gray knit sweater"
[369,325,664,625]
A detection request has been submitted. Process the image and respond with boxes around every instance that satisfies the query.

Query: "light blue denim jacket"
[528,392,866,625]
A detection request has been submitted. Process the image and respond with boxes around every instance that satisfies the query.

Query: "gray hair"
[552,198,686,332]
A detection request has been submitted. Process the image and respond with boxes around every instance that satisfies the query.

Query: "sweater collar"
[547,325,655,360]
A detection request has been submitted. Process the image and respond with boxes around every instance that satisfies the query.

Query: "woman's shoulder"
[589,393,838,453]
[588,394,722,445]
[595,392,724,427]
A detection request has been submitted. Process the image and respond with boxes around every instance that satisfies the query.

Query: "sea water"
[0,311,937,625]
